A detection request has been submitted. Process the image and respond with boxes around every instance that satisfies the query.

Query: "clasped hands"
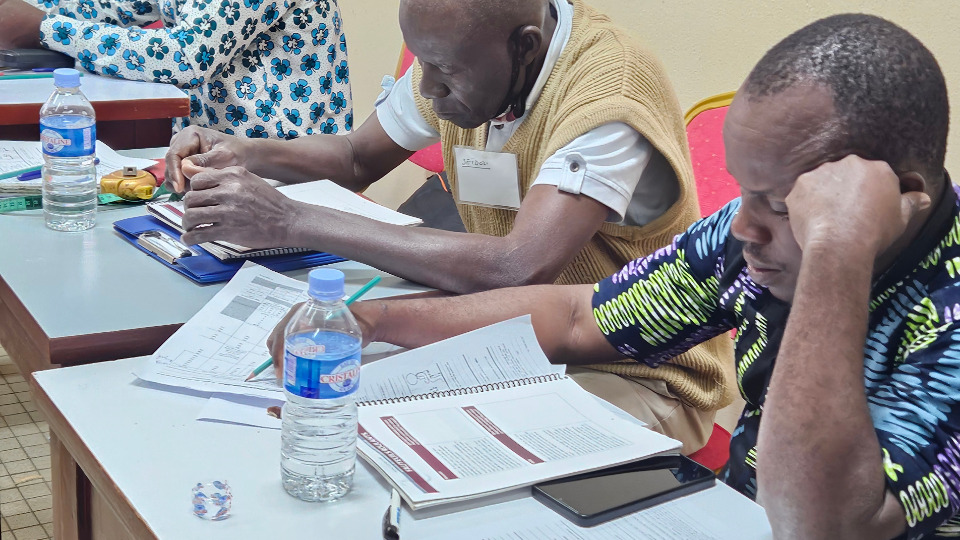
[165,126,299,249]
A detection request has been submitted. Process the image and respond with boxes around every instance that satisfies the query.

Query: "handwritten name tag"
[453,146,521,210]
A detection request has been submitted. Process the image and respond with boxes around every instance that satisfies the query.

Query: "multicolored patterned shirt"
[35,0,352,139]
[593,183,960,539]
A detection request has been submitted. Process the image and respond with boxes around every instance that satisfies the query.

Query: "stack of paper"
[0,140,155,194]
[147,180,423,260]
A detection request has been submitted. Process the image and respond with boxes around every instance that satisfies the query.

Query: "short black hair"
[744,13,949,180]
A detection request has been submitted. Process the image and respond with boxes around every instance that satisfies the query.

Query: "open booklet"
[147,179,423,261]
[350,317,681,510]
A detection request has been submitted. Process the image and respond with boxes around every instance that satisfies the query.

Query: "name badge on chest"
[453,146,522,210]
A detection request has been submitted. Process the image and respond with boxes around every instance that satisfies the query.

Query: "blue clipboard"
[114,215,344,284]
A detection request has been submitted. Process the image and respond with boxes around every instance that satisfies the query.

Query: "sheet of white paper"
[197,396,283,429]
[354,315,565,404]
[414,483,771,540]
[135,263,308,399]
[0,140,155,192]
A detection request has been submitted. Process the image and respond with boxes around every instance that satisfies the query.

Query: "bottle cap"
[53,68,81,88]
[308,268,345,300]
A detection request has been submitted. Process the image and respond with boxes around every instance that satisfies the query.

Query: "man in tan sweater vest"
[167,0,733,452]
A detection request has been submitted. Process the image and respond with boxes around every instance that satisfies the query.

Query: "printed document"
[412,483,771,540]
[0,140,154,194]
[135,263,308,399]
[347,318,680,509]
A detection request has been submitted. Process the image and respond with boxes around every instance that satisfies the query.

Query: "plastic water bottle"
[281,268,362,502]
[40,68,97,231]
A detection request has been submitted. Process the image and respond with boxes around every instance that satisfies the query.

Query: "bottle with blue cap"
[281,268,362,501]
[40,68,97,231]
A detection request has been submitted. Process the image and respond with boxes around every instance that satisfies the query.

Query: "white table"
[32,355,772,539]
[0,146,427,375]
[0,73,188,148]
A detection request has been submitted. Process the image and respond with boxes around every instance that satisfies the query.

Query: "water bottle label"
[40,122,96,157]
[284,345,361,399]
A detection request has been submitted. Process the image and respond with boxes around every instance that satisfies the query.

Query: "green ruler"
[0,196,42,213]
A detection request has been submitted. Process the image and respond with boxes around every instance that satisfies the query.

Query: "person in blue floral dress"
[0,0,352,139]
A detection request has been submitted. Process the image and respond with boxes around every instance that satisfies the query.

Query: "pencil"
[0,72,84,80]
[244,275,382,382]
[0,73,54,80]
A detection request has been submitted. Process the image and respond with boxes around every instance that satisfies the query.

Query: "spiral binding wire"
[357,373,564,407]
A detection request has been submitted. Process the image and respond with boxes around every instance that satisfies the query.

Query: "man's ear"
[515,25,543,67]
[898,171,927,195]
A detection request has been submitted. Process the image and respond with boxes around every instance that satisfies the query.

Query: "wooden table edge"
[32,374,158,540]
[0,98,189,125]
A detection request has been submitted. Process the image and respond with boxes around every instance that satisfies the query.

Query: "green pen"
[244,275,382,382]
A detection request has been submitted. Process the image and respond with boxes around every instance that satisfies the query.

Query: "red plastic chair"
[687,424,732,472]
[682,92,739,471]
[395,44,445,175]
[685,92,739,218]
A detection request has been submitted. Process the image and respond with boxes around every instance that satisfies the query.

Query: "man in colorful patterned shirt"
[300,14,960,539]
[0,0,352,138]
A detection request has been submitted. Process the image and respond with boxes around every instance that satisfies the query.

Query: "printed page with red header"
[354,318,681,509]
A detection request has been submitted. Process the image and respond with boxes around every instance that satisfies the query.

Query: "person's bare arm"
[181,174,609,293]
[267,283,624,371]
[0,0,44,49]
[757,156,930,539]
[164,111,413,193]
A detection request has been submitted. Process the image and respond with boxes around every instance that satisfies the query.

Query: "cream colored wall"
[339,1,428,209]
[345,0,960,209]
[588,0,960,174]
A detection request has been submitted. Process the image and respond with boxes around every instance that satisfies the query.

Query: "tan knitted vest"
[411,0,734,410]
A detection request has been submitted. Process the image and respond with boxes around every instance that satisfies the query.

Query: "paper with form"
[195,316,567,426]
[0,140,155,194]
[135,263,308,399]
[354,315,565,403]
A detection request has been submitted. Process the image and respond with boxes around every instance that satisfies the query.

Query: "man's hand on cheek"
[785,155,931,258]
[179,166,298,249]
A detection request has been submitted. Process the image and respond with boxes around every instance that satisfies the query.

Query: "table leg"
[51,431,87,540]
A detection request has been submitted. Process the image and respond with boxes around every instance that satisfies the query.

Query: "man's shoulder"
[563,1,669,85]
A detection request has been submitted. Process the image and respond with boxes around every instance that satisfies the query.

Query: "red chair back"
[685,93,739,217]
[396,44,445,174]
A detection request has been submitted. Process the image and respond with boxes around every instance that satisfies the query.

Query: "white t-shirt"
[376,0,679,225]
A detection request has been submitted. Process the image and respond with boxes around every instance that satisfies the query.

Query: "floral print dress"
[37,0,352,139]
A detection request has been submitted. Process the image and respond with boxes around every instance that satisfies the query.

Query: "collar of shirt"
[871,171,957,295]
[487,0,573,151]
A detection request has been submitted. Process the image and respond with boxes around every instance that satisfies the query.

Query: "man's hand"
[786,155,931,258]
[0,0,45,49]
[164,126,250,194]
[266,302,302,381]
[179,166,298,248]
[265,301,377,381]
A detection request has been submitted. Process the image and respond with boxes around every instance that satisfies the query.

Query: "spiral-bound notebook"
[147,180,422,261]
[352,316,682,510]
